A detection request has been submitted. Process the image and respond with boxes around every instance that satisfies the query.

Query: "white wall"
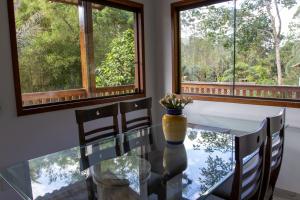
[0,0,157,198]
[154,0,300,194]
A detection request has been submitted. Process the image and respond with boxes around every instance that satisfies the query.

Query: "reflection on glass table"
[91,156,151,200]
[0,115,266,200]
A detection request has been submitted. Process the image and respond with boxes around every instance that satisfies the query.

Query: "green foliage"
[95,29,135,87]
[15,0,135,93]
[16,0,82,93]
[221,62,276,84]
[181,37,232,82]
[180,0,300,86]
[93,7,134,69]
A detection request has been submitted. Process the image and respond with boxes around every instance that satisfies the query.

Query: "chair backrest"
[75,103,119,146]
[80,136,120,171]
[260,108,286,199]
[232,120,267,200]
[119,97,152,132]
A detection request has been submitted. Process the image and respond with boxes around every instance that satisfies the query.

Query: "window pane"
[235,0,300,100]
[180,1,234,96]
[14,1,140,108]
[15,0,82,106]
[92,5,136,90]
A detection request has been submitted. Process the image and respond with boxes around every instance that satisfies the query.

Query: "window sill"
[18,93,145,116]
[180,93,300,108]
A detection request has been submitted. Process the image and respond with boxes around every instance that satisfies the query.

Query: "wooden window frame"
[7,0,146,116]
[171,0,300,108]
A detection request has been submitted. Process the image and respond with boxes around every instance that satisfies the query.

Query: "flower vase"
[162,109,187,145]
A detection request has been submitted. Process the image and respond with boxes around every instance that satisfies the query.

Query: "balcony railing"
[181,82,300,100]
[22,85,136,106]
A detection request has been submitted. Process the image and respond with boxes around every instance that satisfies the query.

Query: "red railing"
[22,85,136,106]
[181,82,300,100]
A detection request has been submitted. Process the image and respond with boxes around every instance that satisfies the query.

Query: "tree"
[16,0,82,93]
[92,7,134,69]
[95,29,135,87]
[180,0,300,86]
[263,0,297,85]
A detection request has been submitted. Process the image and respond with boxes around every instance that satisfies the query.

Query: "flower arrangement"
[160,94,193,110]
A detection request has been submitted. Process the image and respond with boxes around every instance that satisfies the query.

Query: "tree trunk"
[266,0,283,85]
[275,40,283,85]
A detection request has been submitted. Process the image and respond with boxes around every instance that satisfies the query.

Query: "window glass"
[235,0,300,99]
[180,1,234,96]
[12,0,141,109]
[15,0,81,102]
[178,0,300,101]
[93,6,136,88]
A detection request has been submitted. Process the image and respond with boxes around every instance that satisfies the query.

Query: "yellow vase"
[162,114,187,144]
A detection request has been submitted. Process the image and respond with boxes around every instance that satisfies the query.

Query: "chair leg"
[157,183,167,200]
[269,188,274,200]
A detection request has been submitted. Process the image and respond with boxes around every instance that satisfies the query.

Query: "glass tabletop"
[0,115,265,200]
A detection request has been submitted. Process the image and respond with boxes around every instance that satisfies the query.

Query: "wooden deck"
[22,85,136,106]
[181,82,300,100]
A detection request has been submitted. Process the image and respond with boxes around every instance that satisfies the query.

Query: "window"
[8,0,145,115]
[172,0,300,108]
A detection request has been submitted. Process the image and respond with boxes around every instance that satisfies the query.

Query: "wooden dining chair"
[211,120,268,200]
[260,108,286,200]
[75,103,119,146]
[119,97,152,133]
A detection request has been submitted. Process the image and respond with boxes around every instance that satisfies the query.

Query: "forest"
[181,0,300,86]
[15,0,135,93]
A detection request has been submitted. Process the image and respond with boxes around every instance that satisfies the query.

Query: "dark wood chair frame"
[213,120,268,200]
[75,103,120,146]
[75,103,121,176]
[231,120,268,200]
[119,97,152,133]
[260,108,286,200]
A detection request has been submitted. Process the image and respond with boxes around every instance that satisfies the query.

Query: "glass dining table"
[0,114,265,200]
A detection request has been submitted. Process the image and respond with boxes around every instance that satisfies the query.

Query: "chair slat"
[127,122,151,132]
[242,168,262,193]
[242,181,260,200]
[85,132,118,144]
[272,139,283,152]
[272,146,282,162]
[272,156,282,169]
[242,157,262,180]
[127,116,150,125]
[120,97,152,133]
[85,125,116,136]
